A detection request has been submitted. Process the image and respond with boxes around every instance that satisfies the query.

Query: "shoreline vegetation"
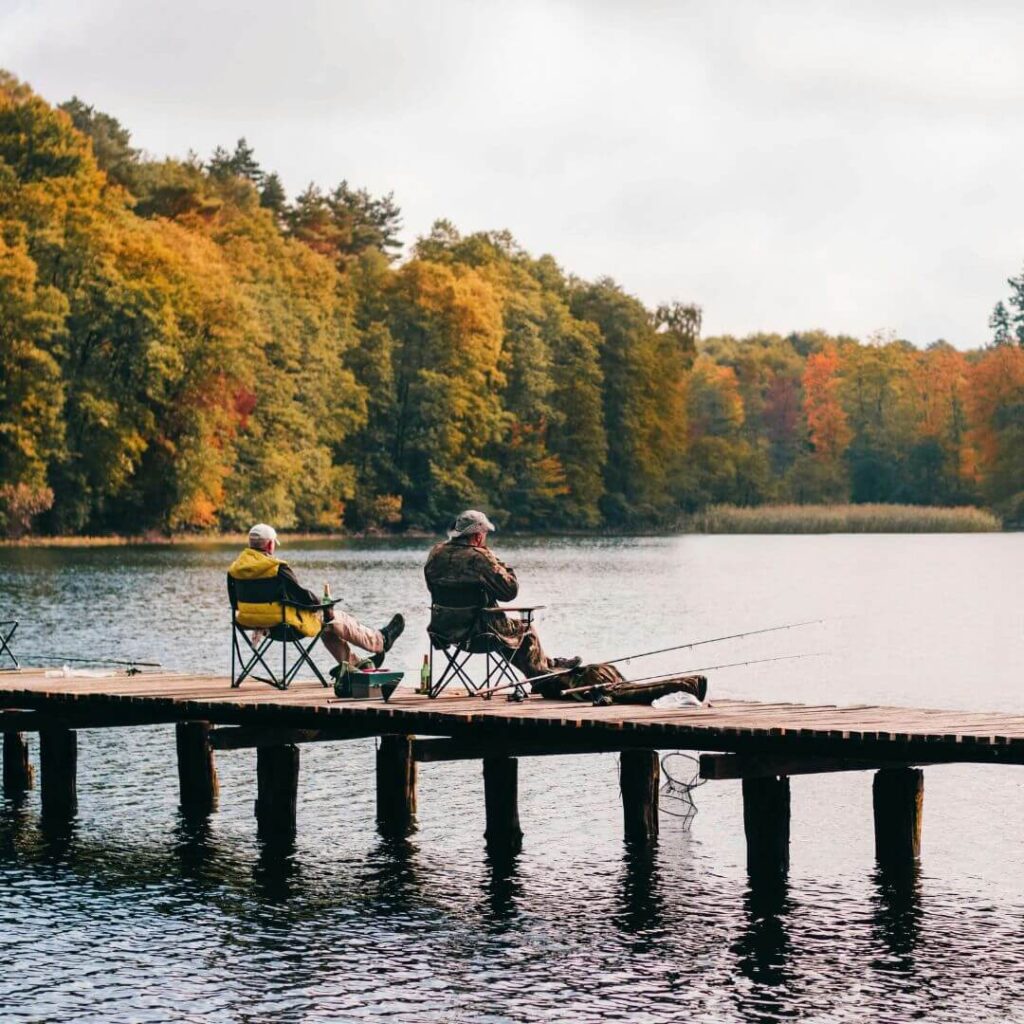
[0,504,1003,547]
[689,503,1002,533]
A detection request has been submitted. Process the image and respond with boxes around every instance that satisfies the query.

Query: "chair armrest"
[479,606,546,614]
[281,597,335,613]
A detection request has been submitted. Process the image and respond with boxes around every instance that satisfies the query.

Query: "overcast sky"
[2,0,1023,347]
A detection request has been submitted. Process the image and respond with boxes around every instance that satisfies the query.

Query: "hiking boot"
[379,613,405,653]
[551,656,581,670]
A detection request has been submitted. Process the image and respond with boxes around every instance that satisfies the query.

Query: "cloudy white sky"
[2,0,1022,346]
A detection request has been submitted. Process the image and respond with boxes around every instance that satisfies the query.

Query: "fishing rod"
[556,651,828,698]
[477,618,823,699]
[26,654,162,668]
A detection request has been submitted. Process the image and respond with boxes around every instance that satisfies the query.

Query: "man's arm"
[278,563,322,607]
[474,549,519,602]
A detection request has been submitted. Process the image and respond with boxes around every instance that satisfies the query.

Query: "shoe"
[379,613,405,653]
[551,656,582,670]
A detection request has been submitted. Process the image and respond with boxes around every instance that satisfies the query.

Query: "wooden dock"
[3,668,1023,874]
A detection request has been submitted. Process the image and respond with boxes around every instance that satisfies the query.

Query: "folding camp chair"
[426,606,543,701]
[229,583,334,691]
[0,619,18,671]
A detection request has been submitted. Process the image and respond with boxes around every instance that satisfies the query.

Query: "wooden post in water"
[620,748,660,843]
[376,734,417,836]
[176,721,219,815]
[255,744,299,838]
[483,755,523,855]
[742,775,790,878]
[3,731,34,798]
[873,767,923,866]
[39,727,77,819]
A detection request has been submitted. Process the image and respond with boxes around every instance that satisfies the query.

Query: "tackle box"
[333,667,404,701]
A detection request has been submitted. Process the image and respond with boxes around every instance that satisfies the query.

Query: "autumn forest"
[1,71,1023,539]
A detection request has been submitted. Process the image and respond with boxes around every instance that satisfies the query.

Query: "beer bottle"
[419,654,430,695]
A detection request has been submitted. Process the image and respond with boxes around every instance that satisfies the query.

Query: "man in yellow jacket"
[228,523,404,668]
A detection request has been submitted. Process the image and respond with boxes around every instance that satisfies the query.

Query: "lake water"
[1,534,1022,1023]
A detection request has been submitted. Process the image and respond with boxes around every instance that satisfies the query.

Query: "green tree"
[58,97,139,190]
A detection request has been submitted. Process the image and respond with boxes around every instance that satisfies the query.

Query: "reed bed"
[690,503,1002,534]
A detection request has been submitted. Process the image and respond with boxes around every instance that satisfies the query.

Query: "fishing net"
[659,752,707,829]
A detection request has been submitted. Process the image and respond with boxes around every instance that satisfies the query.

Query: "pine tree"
[259,171,287,219]
[990,300,1012,346]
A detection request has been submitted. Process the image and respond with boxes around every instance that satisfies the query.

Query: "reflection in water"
[732,873,794,1022]
[615,840,665,944]
[360,836,422,909]
[482,849,522,926]
[172,812,219,880]
[871,863,923,968]
[37,814,78,863]
[254,834,301,901]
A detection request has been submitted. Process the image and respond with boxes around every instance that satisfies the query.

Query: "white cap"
[447,509,496,539]
[248,523,279,548]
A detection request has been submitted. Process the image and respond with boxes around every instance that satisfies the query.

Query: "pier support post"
[376,734,417,836]
[483,756,523,856]
[620,748,660,844]
[39,727,77,819]
[873,768,923,867]
[3,730,34,798]
[742,775,790,878]
[176,722,219,815]
[255,744,299,839]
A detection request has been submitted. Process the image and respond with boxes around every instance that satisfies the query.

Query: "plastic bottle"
[419,654,430,695]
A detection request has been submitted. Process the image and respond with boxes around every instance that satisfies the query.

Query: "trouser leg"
[321,611,384,666]
[508,625,552,679]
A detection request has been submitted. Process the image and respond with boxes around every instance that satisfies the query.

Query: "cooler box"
[334,667,404,701]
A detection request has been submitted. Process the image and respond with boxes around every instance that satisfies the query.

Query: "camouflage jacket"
[424,538,519,645]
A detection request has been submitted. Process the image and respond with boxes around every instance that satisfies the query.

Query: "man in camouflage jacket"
[423,509,578,678]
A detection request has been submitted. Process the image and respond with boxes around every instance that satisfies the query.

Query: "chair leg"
[0,621,18,670]
[285,635,329,688]
[486,649,526,700]
[234,629,282,688]
[429,648,476,698]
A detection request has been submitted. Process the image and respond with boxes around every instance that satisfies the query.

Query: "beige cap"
[447,509,496,539]
[248,523,279,548]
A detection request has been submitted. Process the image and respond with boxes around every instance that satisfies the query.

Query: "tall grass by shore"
[0,505,1003,545]
[690,503,1002,534]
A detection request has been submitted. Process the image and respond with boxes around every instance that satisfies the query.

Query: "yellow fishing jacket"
[227,547,321,637]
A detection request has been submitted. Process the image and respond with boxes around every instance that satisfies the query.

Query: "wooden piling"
[376,734,417,836]
[39,727,77,819]
[483,756,523,855]
[176,721,219,814]
[255,744,299,838]
[873,767,923,866]
[742,775,790,878]
[620,748,660,843]
[3,730,34,797]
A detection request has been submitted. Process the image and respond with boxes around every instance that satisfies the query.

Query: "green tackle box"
[333,667,404,701]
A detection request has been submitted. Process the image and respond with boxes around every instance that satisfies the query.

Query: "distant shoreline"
[0,503,1006,548]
